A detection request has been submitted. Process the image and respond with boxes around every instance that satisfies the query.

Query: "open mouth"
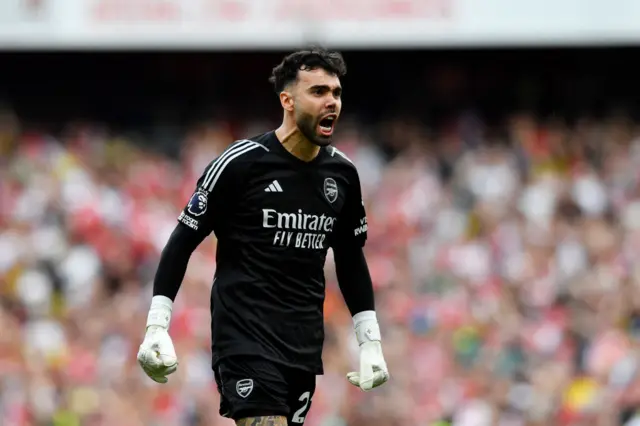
[318,115,337,136]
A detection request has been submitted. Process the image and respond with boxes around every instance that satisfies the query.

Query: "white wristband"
[146,295,173,329]
[353,310,381,345]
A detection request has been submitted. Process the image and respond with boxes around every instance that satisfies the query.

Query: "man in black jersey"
[137,48,389,426]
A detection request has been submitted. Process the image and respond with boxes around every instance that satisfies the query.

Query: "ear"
[279,90,294,112]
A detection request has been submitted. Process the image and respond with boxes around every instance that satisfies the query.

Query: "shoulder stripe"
[202,140,268,192]
[202,140,253,189]
[331,147,354,164]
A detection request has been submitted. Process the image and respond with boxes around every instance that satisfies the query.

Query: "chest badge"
[323,178,338,204]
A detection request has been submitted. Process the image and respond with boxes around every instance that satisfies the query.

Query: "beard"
[296,110,333,147]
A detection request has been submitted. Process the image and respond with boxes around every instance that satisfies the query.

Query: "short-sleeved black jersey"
[178,131,368,374]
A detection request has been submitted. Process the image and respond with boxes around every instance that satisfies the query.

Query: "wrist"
[353,310,381,345]
[352,310,377,327]
[146,295,173,329]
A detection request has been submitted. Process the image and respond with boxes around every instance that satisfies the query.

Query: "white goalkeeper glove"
[137,295,179,384]
[347,311,389,391]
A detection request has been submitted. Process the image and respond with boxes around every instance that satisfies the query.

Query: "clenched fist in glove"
[137,296,178,383]
[347,311,389,391]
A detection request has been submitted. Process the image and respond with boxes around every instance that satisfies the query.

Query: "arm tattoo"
[236,416,287,426]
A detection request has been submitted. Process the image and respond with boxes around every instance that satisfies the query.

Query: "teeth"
[320,116,335,133]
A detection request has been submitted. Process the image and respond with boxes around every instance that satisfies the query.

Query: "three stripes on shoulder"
[201,141,353,195]
[330,146,353,164]
[202,140,269,192]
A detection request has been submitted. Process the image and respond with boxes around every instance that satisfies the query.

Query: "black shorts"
[214,356,316,425]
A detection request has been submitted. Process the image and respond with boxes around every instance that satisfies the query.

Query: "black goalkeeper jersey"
[177,131,368,374]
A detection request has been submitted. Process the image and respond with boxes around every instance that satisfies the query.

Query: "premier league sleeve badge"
[187,190,208,216]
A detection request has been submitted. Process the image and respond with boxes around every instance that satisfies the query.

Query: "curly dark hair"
[269,47,347,93]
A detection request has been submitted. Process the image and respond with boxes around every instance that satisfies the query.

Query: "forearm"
[152,223,206,301]
[336,246,388,391]
[333,245,375,316]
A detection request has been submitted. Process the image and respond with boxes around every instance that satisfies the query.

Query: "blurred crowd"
[4,53,640,426]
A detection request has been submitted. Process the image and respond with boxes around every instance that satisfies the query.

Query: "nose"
[325,96,337,111]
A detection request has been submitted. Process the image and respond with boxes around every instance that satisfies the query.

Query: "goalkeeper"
[136,47,389,426]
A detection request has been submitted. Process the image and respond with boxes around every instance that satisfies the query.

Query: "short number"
[291,391,311,424]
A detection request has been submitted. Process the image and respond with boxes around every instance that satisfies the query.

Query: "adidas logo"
[264,180,283,192]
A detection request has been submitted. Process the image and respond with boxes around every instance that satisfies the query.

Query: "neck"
[275,121,320,162]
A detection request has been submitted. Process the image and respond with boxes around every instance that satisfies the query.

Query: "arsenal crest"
[324,178,338,204]
[236,379,253,398]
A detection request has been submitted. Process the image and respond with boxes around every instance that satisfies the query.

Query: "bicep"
[177,185,221,235]
[177,151,244,235]
[333,174,368,248]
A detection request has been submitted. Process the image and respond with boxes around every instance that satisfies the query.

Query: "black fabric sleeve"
[158,140,259,300]
[333,169,368,248]
[152,223,207,301]
[160,149,234,300]
[333,245,375,316]
[178,139,255,237]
